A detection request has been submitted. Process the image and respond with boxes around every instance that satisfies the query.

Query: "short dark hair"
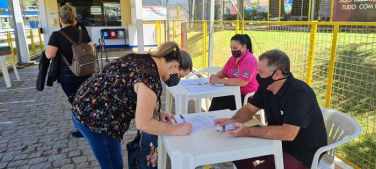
[258,50,290,75]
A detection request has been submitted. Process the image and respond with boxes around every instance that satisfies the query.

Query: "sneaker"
[71,130,84,138]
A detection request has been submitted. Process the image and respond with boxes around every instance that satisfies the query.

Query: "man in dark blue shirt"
[215,50,327,169]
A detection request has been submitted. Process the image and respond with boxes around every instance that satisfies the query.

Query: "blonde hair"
[59,5,77,24]
[150,41,193,71]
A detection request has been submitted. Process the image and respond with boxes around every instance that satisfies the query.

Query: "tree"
[214,0,223,20]
[22,0,37,10]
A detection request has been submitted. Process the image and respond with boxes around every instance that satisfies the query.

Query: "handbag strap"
[78,29,83,43]
[58,31,75,44]
[58,30,77,66]
[60,53,71,66]
[58,29,83,43]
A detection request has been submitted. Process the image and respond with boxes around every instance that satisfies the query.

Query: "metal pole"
[301,0,304,21]
[308,0,312,21]
[181,22,187,50]
[192,0,196,20]
[311,0,316,21]
[202,1,205,20]
[222,0,225,20]
[156,21,160,45]
[173,20,176,41]
[208,0,215,67]
[37,0,49,49]
[30,30,36,56]
[202,21,207,67]
[8,0,24,63]
[330,0,334,21]
[325,24,339,108]
[177,5,180,30]
[135,0,144,53]
[267,0,270,21]
[38,28,43,50]
[6,32,15,60]
[279,0,281,21]
[236,21,239,34]
[305,23,317,85]
[166,0,170,41]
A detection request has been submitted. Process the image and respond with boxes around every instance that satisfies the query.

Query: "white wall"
[128,25,157,47]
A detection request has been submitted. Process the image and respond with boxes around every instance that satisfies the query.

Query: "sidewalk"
[0,49,234,169]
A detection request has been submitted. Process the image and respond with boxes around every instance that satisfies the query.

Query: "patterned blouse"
[72,54,162,141]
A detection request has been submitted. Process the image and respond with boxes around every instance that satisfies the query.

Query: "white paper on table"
[179,78,208,86]
[175,115,216,134]
[185,85,219,93]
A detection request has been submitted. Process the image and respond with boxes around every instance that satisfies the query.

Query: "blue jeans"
[60,68,90,97]
[72,114,123,169]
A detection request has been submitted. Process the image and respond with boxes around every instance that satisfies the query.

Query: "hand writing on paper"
[159,111,177,124]
[175,123,193,136]
[214,118,236,131]
[226,122,247,137]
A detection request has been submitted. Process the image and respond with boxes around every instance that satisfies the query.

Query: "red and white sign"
[142,6,167,20]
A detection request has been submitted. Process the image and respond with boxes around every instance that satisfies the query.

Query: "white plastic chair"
[0,54,20,88]
[244,92,266,125]
[186,66,222,79]
[311,107,362,169]
[186,67,222,112]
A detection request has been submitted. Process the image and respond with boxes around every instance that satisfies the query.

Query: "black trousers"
[208,95,249,111]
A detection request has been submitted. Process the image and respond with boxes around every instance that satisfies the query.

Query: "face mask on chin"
[164,68,180,87]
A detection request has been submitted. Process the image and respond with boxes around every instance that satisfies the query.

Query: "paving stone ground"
[0,49,234,169]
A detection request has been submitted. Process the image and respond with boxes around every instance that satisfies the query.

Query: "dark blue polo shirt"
[250,74,327,167]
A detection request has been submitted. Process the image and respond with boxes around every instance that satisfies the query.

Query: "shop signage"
[333,0,376,21]
[142,6,167,20]
[91,6,102,15]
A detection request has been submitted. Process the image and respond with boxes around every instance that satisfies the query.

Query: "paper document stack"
[176,115,216,134]
[179,79,219,93]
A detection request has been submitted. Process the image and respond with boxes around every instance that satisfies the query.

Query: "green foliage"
[104,7,117,18]
[21,0,37,9]
[223,14,237,20]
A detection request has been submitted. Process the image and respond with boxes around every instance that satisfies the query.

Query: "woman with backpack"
[45,4,94,137]
[71,41,193,168]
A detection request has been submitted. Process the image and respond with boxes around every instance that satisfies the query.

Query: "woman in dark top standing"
[45,4,94,137]
[71,41,193,168]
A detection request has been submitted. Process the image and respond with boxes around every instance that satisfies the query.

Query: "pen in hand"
[186,83,208,85]
[180,115,186,123]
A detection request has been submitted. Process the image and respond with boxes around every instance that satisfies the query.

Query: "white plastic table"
[165,78,242,115]
[158,109,284,169]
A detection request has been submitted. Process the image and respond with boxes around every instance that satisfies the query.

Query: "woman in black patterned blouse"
[71,41,193,168]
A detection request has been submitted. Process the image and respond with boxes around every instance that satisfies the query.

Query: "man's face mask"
[256,70,289,88]
[164,68,180,87]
